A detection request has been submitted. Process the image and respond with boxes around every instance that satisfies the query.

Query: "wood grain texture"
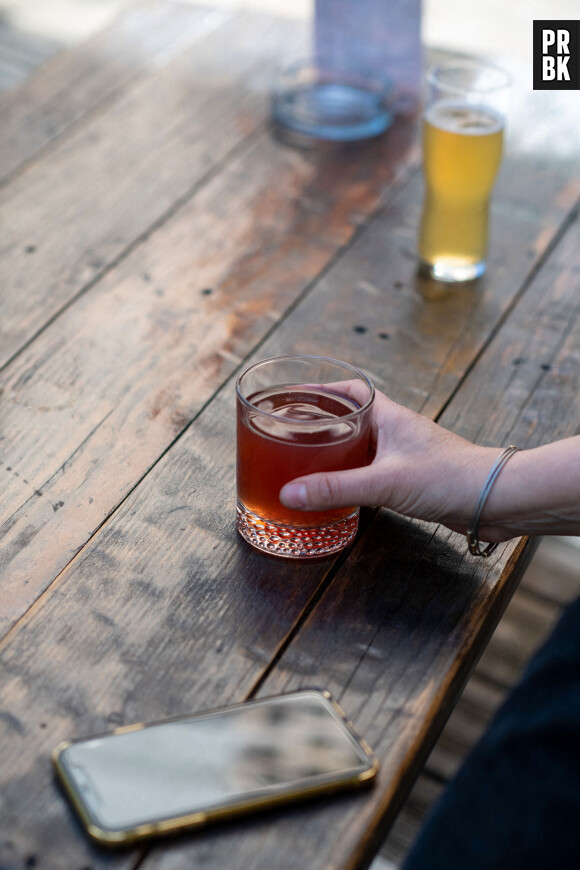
[258,113,580,424]
[2,203,578,866]
[137,192,579,870]
[136,526,535,870]
[0,389,340,868]
[0,1,233,182]
[0,7,304,369]
[1,5,580,869]
[0,115,417,632]
[437,209,580,449]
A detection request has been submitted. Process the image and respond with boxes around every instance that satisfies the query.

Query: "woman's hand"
[280,389,580,542]
[280,390,498,535]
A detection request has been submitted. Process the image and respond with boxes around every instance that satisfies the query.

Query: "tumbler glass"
[236,355,375,558]
[418,60,511,282]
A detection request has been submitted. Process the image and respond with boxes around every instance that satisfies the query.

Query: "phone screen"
[54,690,377,843]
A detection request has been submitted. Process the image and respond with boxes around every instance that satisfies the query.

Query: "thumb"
[280,465,382,511]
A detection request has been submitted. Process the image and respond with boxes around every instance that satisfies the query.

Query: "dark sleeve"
[401,595,580,870]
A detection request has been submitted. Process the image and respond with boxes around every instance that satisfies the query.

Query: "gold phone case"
[52,688,379,847]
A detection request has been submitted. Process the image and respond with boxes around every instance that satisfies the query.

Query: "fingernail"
[280,483,308,509]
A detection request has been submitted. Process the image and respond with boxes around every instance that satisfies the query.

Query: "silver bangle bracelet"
[466,445,520,557]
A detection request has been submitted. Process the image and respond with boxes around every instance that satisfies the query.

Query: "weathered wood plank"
[1,112,572,633]
[3,25,578,633]
[134,525,534,870]
[1,11,579,870]
[0,114,418,632]
[0,22,62,95]
[0,448,531,870]
[132,211,580,870]
[437,212,580,449]
[521,537,580,605]
[0,379,350,869]
[2,194,578,870]
[0,8,305,369]
[0,1,232,182]
[203,215,580,870]
[259,112,580,424]
[376,211,580,859]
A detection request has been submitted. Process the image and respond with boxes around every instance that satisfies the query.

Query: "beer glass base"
[418,257,486,283]
[236,501,359,559]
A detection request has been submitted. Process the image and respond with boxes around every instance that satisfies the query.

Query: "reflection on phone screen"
[56,690,376,834]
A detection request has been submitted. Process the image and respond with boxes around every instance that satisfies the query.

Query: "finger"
[280,464,386,511]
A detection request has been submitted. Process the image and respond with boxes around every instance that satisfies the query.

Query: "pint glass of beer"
[236,355,374,558]
[418,60,510,283]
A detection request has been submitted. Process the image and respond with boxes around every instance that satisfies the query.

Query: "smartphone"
[52,688,379,846]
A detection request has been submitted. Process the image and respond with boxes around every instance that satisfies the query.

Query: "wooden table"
[1,3,579,868]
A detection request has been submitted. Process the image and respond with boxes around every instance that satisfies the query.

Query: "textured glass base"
[237,501,359,558]
[418,257,486,283]
[272,64,392,142]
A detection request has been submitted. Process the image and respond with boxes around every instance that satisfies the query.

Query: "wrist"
[466,446,520,555]
[478,437,580,540]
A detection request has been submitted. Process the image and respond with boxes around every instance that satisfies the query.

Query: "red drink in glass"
[236,356,374,558]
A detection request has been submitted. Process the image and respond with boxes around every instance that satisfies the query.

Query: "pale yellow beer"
[419,98,504,281]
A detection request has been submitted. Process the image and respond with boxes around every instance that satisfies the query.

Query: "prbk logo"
[533,21,580,89]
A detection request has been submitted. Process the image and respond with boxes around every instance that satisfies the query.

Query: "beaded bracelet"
[466,445,520,557]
